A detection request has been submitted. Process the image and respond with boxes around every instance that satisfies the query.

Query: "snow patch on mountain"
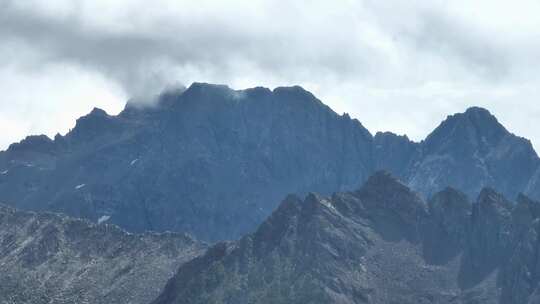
[98,215,111,224]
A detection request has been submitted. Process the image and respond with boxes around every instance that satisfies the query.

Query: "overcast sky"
[1,0,540,150]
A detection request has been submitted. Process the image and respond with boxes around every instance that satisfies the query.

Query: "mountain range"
[0,83,538,242]
[4,172,540,303]
[152,172,540,304]
[2,84,540,303]
[0,204,204,304]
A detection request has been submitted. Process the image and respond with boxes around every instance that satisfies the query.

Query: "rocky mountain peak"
[463,106,508,139]
[408,106,539,200]
[360,170,406,190]
[6,135,55,154]
[271,85,332,113]
[475,187,513,217]
[464,106,497,119]
[243,86,273,97]
[357,171,427,232]
[88,107,108,117]
[454,106,506,135]
[253,192,342,242]
[66,106,123,142]
[272,85,314,98]
[424,106,508,154]
[468,188,514,275]
[358,171,424,210]
[181,82,232,98]
[429,187,471,220]
[252,194,303,247]
[423,188,471,263]
[428,188,471,232]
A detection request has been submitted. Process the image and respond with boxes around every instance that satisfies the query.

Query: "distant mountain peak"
[243,86,273,97]
[60,105,127,145]
[423,106,510,157]
[463,106,507,131]
[359,170,409,194]
[358,171,427,228]
[7,134,55,154]
[475,187,513,218]
[88,107,109,117]
[273,85,310,95]
[427,188,471,242]
[184,82,231,93]
[427,187,471,246]
[272,85,324,106]
[464,106,493,116]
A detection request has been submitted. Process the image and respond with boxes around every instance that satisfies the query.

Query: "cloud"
[1,0,540,150]
[0,61,125,149]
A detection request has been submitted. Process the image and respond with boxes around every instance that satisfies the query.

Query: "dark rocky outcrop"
[0,205,205,304]
[152,173,540,304]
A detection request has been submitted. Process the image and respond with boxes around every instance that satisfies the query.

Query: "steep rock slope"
[153,172,540,304]
[0,205,205,304]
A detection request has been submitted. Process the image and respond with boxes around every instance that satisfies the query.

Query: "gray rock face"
[525,168,540,199]
[407,107,540,199]
[0,205,205,304]
[0,84,538,241]
[373,132,419,179]
[152,172,540,304]
[423,188,471,264]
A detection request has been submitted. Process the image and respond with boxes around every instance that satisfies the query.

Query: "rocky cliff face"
[0,83,538,241]
[152,172,540,304]
[0,205,205,304]
[407,107,539,199]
